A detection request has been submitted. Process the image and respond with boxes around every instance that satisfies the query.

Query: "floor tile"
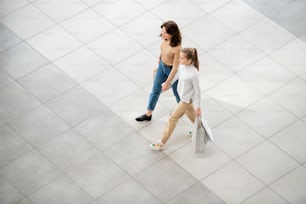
[202,161,264,204]
[134,157,197,202]
[213,117,264,158]
[166,182,226,204]
[47,86,106,126]
[242,187,289,204]
[301,33,306,42]
[240,18,295,54]
[189,0,231,13]
[271,166,306,204]
[270,38,306,76]
[81,68,139,106]
[93,0,146,27]
[169,143,231,180]
[0,0,29,18]
[97,179,162,204]
[18,64,77,103]
[15,198,32,204]
[54,46,112,83]
[237,141,299,184]
[270,120,306,164]
[208,36,264,72]
[39,129,99,172]
[1,4,55,40]
[271,1,306,36]
[238,57,296,94]
[0,82,41,123]
[115,50,157,88]
[120,12,163,48]
[0,176,23,204]
[206,76,264,114]
[9,105,70,147]
[0,23,21,52]
[244,0,294,17]
[0,150,62,195]
[75,109,135,151]
[0,125,33,167]
[104,133,165,176]
[33,0,88,23]
[27,25,82,61]
[0,69,13,89]
[211,0,265,33]
[81,0,102,7]
[68,153,129,199]
[61,9,115,44]
[270,78,306,118]
[0,42,49,80]
[183,15,234,52]
[28,175,92,204]
[88,29,142,65]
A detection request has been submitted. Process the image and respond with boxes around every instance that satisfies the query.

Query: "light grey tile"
[0,0,29,18]
[237,97,297,138]
[9,105,70,147]
[104,133,165,176]
[0,82,41,123]
[271,1,306,36]
[68,153,129,199]
[0,69,13,89]
[243,0,294,18]
[0,125,33,167]
[0,23,21,52]
[1,4,55,40]
[134,157,197,202]
[136,0,165,10]
[62,9,115,44]
[26,26,82,61]
[151,0,205,27]
[0,176,23,204]
[202,161,264,204]
[242,187,289,204]
[33,0,88,23]
[211,0,265,33]
[97,179,161,204]
[93,0,146,27]
[39,129,98,172]
[18,64,77,103]
[87,29,142,65]
[15,198,33,204]
[75,110,135,151]
[270,120,306,163]
[271,166,306,204]
[237,141,299,185]
[0,43,49,80]
[167,182,225,204]
[301,33,306,42]
[189,0,231,13]
[213,117,264,158]
[270,78,306,118]
[0,150,62,195]
[47,86,106,126]
[28,175,92,204]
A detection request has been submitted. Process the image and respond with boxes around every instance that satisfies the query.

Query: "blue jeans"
[147,60,180,111]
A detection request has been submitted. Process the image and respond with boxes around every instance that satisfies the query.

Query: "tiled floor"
[0,0,306,203]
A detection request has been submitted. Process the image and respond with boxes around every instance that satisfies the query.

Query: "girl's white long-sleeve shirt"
[172,64,201,109]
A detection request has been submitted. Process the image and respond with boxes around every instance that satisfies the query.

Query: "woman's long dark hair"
[160,20,182,47]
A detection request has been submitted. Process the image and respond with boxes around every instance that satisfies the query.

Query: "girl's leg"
[161,102,189,144]
[185,102,196,123]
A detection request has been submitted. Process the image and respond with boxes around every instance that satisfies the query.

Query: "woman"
[150,48,201,151]
[135,20,182,122]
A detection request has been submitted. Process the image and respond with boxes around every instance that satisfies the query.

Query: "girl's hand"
[196,108,201,117]
[162,82,171,92]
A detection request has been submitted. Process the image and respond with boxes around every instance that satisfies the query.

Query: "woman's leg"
[161,101,189,144]
[171,80,180,103]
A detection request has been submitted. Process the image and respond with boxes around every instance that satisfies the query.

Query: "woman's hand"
[162,81,171,92]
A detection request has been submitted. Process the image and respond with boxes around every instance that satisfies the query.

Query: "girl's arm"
[193,74,202,116]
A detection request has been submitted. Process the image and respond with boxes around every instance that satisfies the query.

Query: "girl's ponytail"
[182,48,200,71]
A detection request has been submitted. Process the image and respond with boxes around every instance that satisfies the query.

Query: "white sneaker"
[187,130,192,137]
[150,141,166,151]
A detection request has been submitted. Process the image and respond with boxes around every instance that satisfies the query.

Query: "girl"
[135,20,182,122]
[150,48,201,151]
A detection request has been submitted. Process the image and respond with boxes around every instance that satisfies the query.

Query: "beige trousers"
[161,101,196,144]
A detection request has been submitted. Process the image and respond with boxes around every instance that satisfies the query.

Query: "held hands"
[162,81,171,92]
[196,108,201,117]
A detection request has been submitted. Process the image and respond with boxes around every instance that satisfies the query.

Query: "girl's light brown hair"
[160,20,182,47]
[182,48,199,70]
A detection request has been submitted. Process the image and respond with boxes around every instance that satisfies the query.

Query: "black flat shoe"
[135,114,152,122]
